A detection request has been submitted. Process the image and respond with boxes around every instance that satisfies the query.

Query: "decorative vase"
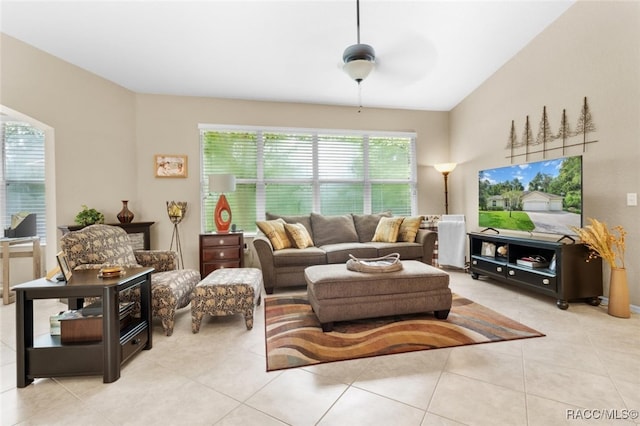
[117,200,135,224]
[214,194,232,233]
[608,267,630,318]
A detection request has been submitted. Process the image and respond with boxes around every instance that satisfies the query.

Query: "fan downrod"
[342,0,376,83]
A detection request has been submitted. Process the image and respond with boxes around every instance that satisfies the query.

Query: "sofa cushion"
[398,216,423,243]
[266,213,313,238]
[321,243,378,264]
[370,242,424,260]
[372,217,404,242]
[256,218,292,250]
[284,223,314,249]
[311,213,359,246]
[351,211,392,242]
[272,247,327,267]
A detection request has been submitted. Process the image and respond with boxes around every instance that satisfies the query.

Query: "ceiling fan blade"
[374,34,438,85]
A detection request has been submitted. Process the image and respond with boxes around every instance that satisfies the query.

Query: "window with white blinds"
[1,120,46,241]
[200,125,416,233]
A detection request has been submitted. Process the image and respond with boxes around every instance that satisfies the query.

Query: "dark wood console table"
[13,267,153,387]
[58,222,155,250]
[468,232,602,309]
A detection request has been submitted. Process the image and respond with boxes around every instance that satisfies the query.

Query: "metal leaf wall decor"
[506,97,597,162]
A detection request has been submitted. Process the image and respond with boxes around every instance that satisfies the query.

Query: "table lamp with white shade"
[208,174,236,233]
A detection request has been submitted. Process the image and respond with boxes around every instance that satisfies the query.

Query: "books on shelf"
[516,256,549,268]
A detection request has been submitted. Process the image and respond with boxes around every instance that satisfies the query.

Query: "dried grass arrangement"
[572,218,626,269]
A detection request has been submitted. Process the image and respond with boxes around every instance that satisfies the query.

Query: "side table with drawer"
[199,232,244,277]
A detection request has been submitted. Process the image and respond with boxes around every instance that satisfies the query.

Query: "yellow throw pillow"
[256,218,292,250]
[371,216,404,243]
[284,223,314,249]
[398,216,422,243]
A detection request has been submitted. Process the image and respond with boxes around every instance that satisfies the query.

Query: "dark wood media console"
[468,232,603,309]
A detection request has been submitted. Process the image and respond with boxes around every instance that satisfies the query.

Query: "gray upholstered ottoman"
[191,268,263,332]
[305,260,451,331]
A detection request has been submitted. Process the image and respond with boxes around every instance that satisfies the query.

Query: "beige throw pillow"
[256,218,292,250]
[284,223,314,249]
[398,216,422,243]
[371,216,404,243]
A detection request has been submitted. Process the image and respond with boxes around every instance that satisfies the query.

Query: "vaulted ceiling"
[1,1,575,111]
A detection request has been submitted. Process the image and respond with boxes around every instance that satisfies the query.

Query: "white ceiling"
[1,0,575,111]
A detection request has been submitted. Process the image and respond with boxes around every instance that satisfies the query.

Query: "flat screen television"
[478,155,582,237]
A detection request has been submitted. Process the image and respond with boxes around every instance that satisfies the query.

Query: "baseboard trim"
[599,297,639,314]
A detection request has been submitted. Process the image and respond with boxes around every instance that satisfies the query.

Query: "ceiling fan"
[340,0,436,109]
[342,0,375,85]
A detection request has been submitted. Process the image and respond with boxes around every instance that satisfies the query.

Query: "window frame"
[1,119,47,242]
[200,124,417,233]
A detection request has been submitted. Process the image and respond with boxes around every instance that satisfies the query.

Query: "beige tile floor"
[1,270,639,425]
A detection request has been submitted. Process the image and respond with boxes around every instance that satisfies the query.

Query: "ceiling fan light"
[343,59,375,82]
[342,43,375,63]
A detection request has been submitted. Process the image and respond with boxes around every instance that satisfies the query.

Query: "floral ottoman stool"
[191,268,263,332]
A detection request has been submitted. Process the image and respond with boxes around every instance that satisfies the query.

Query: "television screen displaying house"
[478,156,583,236]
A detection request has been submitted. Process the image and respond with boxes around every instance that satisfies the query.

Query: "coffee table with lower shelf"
[13,266,154,388]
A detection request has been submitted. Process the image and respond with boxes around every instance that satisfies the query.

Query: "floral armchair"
[60,224,201,336]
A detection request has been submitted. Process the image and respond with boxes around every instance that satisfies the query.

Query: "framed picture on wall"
[155,154,188,178]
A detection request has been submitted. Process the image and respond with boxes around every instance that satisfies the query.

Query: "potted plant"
[74,205,105,226]
[572,218,628,318]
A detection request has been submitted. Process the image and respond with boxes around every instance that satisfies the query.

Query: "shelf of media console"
[471,255,555,278]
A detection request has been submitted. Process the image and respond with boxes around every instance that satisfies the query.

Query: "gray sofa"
[253,212,437,294]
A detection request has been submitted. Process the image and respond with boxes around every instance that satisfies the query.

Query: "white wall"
[1,33,450,273]
[450,1,640,305]
[1,34,137,268]
[6,2,637,307]
[134,94,450,270]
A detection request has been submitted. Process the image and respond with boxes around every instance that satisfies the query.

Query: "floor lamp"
[166,201,187,269]
[209,174,236,233]
[434,163,457,215]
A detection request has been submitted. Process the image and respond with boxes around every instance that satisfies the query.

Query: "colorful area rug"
[265,294,544,371]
